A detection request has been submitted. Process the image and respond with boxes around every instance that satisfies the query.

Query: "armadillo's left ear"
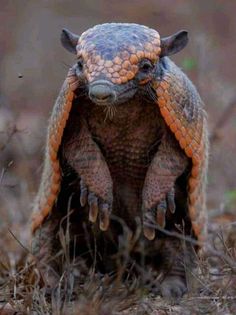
[61,28,80,54]
[160,30,188,57]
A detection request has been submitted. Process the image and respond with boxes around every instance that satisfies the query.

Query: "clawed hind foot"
[160,276,187,299]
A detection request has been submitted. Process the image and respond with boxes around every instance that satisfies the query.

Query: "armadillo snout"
[89,80,116,104]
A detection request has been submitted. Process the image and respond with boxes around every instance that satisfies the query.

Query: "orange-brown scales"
[31,23,208,299]
[76,23,161,84]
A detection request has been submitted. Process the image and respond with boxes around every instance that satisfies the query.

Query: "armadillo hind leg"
[31,209,63,289]
[158,237,195,298]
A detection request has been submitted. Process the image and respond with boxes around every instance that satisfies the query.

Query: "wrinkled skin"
[32,23,198,299]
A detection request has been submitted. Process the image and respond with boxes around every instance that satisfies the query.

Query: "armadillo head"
[61,23,188,107]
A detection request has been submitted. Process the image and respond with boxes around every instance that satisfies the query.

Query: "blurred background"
[0,0,236,251]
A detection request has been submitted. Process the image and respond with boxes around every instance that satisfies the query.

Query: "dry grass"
[0,217,236,315]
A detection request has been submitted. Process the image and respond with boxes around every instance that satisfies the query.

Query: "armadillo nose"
[89,81,116,104]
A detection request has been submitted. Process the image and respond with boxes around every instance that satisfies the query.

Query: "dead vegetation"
[0,214,235,314]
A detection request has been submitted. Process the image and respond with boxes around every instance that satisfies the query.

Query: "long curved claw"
[167,187,175,214]
[143,226,156,241]
[156,199,167,228]
[88,192,98,223]
[143,209,156,240]
[80,179,88,207]
[99,203,110,231]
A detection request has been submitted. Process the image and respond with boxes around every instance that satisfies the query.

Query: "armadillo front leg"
[142,131,189,240]
[63,120,113,230]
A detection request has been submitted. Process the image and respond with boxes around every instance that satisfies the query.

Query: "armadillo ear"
[61,28,80,54]
[160,30,188,57]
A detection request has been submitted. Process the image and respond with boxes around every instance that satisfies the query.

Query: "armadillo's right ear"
[61,28,80,54]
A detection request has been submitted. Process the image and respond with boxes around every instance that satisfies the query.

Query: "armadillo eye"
[77,59,83,71]
[139,60,153,73]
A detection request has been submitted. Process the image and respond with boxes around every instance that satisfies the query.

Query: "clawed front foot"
[143,187,175,240]
[80,179,112,231]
